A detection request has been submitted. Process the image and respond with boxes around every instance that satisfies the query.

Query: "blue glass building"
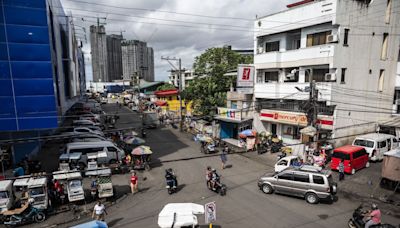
[0,0,86,163]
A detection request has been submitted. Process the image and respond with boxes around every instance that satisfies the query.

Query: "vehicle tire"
[347,219,356,228]
[261,184,273,194]
[144,163,151,171]
[365,162,370,168]
[305,193,319,204]
[351,168,356,175]
[34,212,46,223]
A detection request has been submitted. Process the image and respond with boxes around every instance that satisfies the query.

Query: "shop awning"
[214,116,252,124]
[154,100,167,106]
[300,125,317,136]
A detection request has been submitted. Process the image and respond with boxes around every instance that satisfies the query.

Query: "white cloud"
[61,0,294,81]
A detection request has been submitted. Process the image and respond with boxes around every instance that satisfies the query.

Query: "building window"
[264,72,279,82]
[343,29,349,46]
[265,41,280,52]
[378,70,385,92]
[305,69,329,82]
[257,74,263,83]
[341,68,346,84]
[381,33,389,60]
[306,31,331,47]
[282,125,301,140]
[385,0,392,24]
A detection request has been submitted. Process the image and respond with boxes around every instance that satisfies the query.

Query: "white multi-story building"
[253,0,400,145]
[169,69,196,89]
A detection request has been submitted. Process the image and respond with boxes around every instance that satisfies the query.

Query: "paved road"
[33,104,400,228]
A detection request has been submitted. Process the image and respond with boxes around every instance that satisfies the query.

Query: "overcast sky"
[60,0,294,82]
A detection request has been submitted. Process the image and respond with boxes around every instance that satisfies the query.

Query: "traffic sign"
[205,201,216,224]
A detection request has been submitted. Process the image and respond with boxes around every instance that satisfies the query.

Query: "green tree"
[157,83,176,91]
[184,47,253,116]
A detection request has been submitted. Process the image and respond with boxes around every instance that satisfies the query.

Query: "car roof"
[66,141,114,148]
[286,165,331,175]
[354,133,395,141]
[334,145,364,154]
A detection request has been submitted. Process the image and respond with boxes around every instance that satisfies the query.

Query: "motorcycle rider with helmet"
[165,168,177,189]
[363,203,381,228]
[210,168,220,191]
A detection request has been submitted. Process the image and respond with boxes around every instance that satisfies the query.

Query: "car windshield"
[0,191,8,199]
[353,139,374,148]
[69,180,82,189]
[332,152,350,160]
[29,187,44,196]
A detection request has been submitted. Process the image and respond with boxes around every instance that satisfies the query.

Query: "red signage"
[260,110,333,129]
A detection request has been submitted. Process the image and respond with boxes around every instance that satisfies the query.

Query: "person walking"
[130,171,138,194]
[220,144,228,169]
[338,158,345,181]
[92,201,107,221]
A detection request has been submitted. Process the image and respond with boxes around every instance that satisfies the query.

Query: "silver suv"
[257,165,337,204]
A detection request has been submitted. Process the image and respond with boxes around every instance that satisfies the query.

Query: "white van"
[352,133,398,161]
[63,141,125,167]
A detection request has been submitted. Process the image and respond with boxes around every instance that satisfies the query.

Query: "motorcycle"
[165,170,178,194]
[348,205,396,228]
[207,178,227,196]
[3,203,46,227]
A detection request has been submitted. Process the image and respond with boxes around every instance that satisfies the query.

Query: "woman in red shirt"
[130,171,138,194]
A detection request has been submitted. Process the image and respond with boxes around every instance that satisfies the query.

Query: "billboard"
[237,65,255,88]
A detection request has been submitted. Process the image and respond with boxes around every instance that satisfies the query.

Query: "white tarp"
[158,203,204,228]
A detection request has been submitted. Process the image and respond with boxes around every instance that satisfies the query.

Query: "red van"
[330,145,370,174]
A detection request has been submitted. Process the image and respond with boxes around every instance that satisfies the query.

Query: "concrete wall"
[90,25,108,82]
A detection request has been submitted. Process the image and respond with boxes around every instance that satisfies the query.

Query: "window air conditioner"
[257,47,264,54]
[324,73,336,81]
[327,34,339,43]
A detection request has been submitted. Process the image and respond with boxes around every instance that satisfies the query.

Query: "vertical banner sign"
[237,65,255,87]
[205,201,216,224]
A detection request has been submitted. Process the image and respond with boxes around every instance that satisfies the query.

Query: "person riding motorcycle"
[210,168,220,191]
[165,168,177,188]
[363,203,381,228]
[206,166,212,188]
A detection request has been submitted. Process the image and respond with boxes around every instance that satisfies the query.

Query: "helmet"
[372,203,378,210]
[212,168,216,172]
[207,166,211,170]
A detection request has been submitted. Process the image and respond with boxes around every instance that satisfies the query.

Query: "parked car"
[61,127,104,137]
[63,141,125,167]
[73,119,102,128]
[78,112,101,122]
[352,133,398,161]
[274,155,301,173]
[330,145,369,174]
[258,165,337,204]
[70,134,108,143]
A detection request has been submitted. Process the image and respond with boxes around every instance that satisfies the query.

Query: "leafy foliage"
[184,47,253,116]
[157,83,176,91]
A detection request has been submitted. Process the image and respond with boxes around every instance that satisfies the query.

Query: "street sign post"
[205,201,216,225]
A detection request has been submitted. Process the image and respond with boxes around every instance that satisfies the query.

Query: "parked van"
[63,141,125,167]
[331,145,369,175]
[352,133,398,161]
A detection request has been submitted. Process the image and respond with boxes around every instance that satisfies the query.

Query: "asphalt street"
[32,104,400,228]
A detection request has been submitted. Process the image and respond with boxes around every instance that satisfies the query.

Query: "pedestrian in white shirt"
[92,201,107,221]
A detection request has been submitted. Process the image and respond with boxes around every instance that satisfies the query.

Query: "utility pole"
[161,56,183,132]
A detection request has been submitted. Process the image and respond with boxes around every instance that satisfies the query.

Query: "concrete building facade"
[121,40,154,82]
[169,69,196,90]
[106,34,123,81]
[253,0,400,145]
[90,25,108,82]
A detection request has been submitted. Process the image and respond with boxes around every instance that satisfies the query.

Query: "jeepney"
[27,177,49,210]
[59,152,82,171]
[52,171,84,202]
[0,180,14,213]
[85,168,113,198]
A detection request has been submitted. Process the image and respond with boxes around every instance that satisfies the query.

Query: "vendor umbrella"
[239,129,256,138]
[131,146,153,155]
[124,135,146,145]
